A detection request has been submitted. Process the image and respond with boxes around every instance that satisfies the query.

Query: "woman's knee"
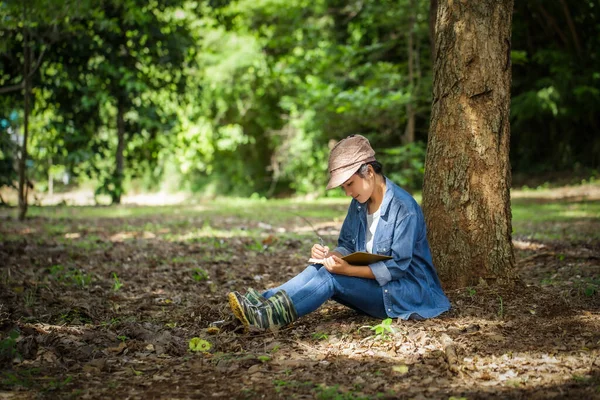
[315,265,333,280]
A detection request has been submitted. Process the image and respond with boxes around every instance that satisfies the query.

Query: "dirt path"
[0,202,599,399]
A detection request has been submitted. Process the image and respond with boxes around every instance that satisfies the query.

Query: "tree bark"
[18,12,31,221]
[422,0,515,288]
[114,98,126,204]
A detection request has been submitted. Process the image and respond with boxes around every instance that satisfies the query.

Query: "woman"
[228,135,450,330]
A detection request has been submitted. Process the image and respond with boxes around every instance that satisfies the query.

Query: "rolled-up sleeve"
[334,205,355,257]
[369,212,418,286]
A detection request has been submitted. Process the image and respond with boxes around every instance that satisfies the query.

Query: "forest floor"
[0,185,599,399]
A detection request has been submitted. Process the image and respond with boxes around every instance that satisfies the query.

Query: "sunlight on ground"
[513,239,546,250]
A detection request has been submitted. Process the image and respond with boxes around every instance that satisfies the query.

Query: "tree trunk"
[422,0,515,288]
[18,16,31,221]
[48,157,53,197]
[114,98,125,204]
[403,0,416,145]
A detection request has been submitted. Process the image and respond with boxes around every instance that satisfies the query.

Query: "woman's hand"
[311,244,330,260]
[323,255,350,274]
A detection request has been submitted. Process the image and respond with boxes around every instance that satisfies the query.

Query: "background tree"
[510,0,600,175]
[47,0,195,204]
[423,0,516,288]
[0,0,94,219]
[1,0,598,208]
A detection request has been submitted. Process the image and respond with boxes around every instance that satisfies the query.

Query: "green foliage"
[0,330,20,363]
[0,0,599,201]
[466,287,476,299]
[0,121,18,193]
[23,289,36,308]
[312,332,329,340]
[578,277,600,298]
[112,273,123,292]
[315,384,371,400]
[511,1,600,173]
[189,337,212,353]
[360,318,395,340]
[192,268,209,282]
[43,375,72,392]
[379,143,426,191]
[1,368,40,389]
[48,265,92,288]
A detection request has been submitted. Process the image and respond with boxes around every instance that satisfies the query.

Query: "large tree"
[422,0,515,288]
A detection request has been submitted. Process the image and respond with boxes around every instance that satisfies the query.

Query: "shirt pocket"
[375,238,393,255]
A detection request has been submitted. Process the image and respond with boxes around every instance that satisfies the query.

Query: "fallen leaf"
[392,365,409,375]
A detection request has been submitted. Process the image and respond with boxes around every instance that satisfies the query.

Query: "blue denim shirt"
[333,177,451,319]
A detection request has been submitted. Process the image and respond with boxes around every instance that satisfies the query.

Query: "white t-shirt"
[366,208,381,253]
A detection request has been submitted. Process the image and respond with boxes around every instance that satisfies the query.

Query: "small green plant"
[466,287,476,299]
[117,335,128,342]
[189,337,212,352]
[58,309,92,325]
[315,384,370,400]
[192,268,209,282]
[360,318,396,340]
[497,295,504,319]
[270,344,281,353]
[112,273,123,292]
[273,379,292,393]
[100,317,120,328]
[312,332,329,340]
[70,269,91,288]
[23,289,36,308]
[44,375,73,392]
[1,368,39,388]
[0,330,20,360]
[171,256,193,264]
[257,355,271,362]
[49,264,65,277]
[572,374,591,382]
[541,276,556,286]
[0,270,9,285]
[577,277,599,297]
[48,265,92,288]
[245,238,265,252]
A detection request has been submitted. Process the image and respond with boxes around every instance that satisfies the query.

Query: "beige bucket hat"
[326,135,376,190]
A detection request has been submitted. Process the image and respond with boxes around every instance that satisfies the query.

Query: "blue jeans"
[262,264,388,319]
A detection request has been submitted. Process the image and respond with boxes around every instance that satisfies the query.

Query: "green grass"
[511,199,600,241]
[17,197,349,223]
[511,199,600,222]
[1,187,598,242]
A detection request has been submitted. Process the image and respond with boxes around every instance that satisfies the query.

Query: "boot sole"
[228,292,250,328]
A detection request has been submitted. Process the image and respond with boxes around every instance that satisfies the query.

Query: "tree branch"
[0,82,25,94]
[0,44,46,95]
[537,5,569,47]
[559,0,583,58]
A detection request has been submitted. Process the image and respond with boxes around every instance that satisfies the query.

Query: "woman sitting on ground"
[228,134,450,329]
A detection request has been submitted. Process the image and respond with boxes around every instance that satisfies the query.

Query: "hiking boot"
[228,290,298,330]
[245,288,267,306]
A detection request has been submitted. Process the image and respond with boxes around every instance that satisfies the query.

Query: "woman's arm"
[322,255,376,279]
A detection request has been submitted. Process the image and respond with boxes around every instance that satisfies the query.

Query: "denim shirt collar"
[379,177,394,218]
